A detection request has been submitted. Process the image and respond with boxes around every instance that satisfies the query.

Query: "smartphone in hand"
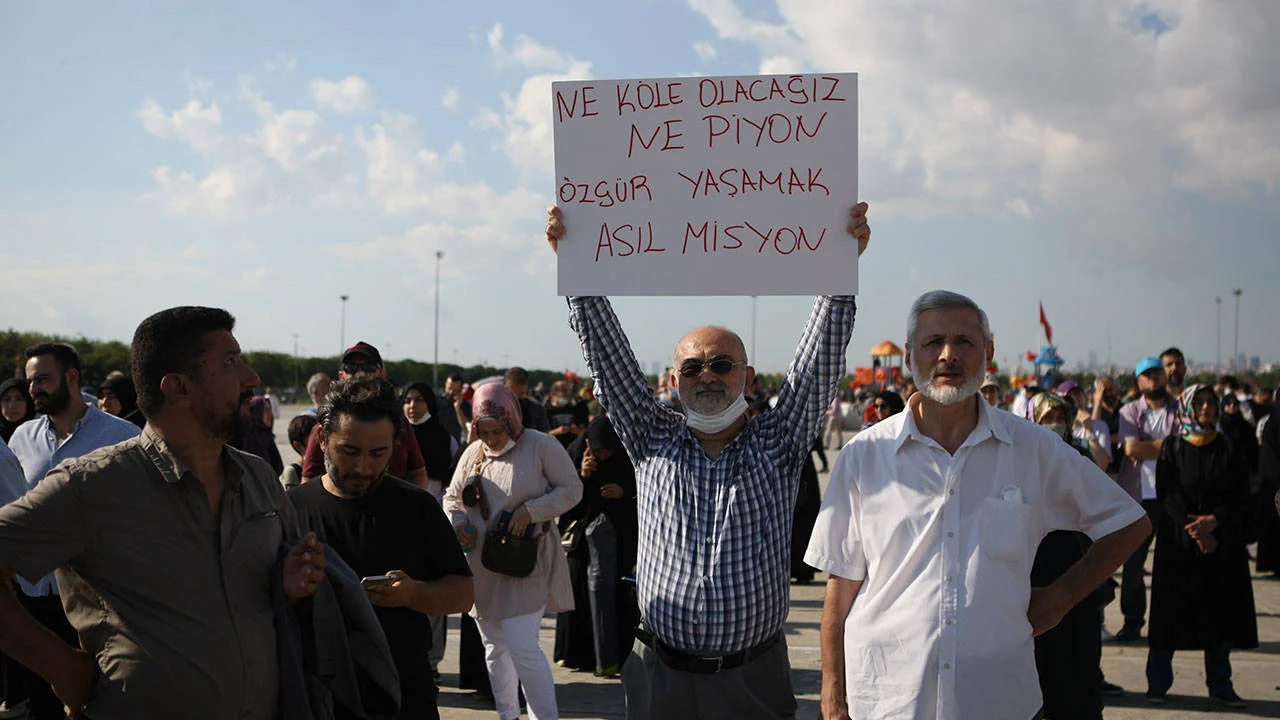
[360,574,395,590]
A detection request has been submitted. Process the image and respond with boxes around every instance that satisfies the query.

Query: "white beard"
[911,356,986,406]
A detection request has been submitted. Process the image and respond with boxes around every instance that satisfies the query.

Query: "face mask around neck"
[685,394,749,434]
[410,412,431,425]
[484,437,516,457]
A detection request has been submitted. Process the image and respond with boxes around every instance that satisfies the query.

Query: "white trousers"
[477,607,559,720]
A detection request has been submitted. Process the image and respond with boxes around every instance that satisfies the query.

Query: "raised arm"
[766,203,868,451]
[550,206,672,461]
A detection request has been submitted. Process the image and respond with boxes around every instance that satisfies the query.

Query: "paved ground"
[274,405,1280,719]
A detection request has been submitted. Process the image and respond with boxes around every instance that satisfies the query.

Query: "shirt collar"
[39,403,98,439]
[140,425,244,489]
[894,393,1013,453]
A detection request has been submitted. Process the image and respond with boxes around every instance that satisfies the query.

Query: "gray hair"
[306,372,331,394]
[905,290,992,348]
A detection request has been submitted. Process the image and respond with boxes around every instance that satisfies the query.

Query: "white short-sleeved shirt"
[805,398,1145,720]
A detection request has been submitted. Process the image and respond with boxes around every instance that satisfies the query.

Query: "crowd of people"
[0,200,1273,720]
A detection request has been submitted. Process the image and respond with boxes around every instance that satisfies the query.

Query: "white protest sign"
[552,72,858,296]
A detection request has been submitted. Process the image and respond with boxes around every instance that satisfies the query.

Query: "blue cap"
[1135,356,1162,377]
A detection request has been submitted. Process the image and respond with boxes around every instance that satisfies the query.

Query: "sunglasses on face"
[342,362,381,375]
[678,355,744,378]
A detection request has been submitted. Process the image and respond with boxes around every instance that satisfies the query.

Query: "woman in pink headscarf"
[443,382,582,720]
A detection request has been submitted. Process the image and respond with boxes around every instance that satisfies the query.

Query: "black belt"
[634,626,781,674]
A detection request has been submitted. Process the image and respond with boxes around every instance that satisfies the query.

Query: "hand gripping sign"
[552,72,858,296]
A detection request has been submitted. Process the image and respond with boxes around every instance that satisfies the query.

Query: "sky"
[2,0,1277,380]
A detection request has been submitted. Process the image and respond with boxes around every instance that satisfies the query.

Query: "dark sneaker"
[1144,689,1168,705]
[1210,689,1247,709]
[1099,680,1125,697]
[1113,625,1142,642]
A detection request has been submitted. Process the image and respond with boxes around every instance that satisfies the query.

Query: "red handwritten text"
[702,112,827,148]
[615,81,685,116]
[627,120,685,158]
[554,85,599,123]
[596,222,667,261]
[559,175,653,207]
[698,76,845,108]
[682,221,826,255]
[675,168,829,199]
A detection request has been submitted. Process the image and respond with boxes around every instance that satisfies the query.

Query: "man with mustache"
[289,376,473,720]
[3,343,140,720]
[0,309,329,719]
[807,290,1152,720]
[546,202,870,719]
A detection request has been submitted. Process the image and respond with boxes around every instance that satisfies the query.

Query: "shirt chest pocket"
[979,498,1031,563]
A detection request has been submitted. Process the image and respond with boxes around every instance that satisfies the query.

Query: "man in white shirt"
[806,290,1151,720]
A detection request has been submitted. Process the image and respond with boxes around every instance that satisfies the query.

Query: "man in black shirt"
[289,377,473,720]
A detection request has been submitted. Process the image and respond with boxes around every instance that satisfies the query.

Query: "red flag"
[1038,302,1053,344]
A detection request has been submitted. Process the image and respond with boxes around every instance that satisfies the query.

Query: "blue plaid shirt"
[569,295,855,654]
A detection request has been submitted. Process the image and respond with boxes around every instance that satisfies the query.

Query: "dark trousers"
[1146,644,1233,695]
[11,593,78,720]
[1120,499,1161,630]
[622,635,796,719]
[586,515,620,671]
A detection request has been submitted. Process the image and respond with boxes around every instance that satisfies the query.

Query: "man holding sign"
[545,201,869,719]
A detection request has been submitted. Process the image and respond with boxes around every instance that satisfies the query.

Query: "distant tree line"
[1,328,591,398]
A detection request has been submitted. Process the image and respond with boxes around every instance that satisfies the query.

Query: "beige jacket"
[443,430,582,620]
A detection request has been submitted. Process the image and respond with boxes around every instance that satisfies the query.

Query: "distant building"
[1250,356,1261,372]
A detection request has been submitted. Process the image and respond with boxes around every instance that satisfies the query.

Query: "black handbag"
[482,510,540,578]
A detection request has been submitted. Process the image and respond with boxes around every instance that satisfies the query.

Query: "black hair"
[1160,347,1185,362]
[132,306,236,419]
[400,381,440,416]
[287,414,319,449]
[504,367,529,384]
[24,342,82,377]
[447,373,466,384]
[1218,375,1240,390]
[319,377,403,437]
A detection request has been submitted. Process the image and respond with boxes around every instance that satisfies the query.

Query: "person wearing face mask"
[546,201,870,718]
[1145,385,1256,708]
[442,383,582,720]
[544,379,589,449]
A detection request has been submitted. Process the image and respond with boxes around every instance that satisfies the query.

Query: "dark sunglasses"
[678,355,744,378]
[341,362,381,375]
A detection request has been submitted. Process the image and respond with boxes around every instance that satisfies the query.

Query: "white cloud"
[311,76,377,114]
[136,98,224,156]
[693,41,717,61]
[442,86,460,111]
[487,22,579,72]
[686,0,1280,264]
[479,27,593,179]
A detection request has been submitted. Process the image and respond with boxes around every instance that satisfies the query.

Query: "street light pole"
[339,295,350,356]
[1232,288,1242,368]
[433,251,443,390]
[292,334,299,394]
[750,296,758,362]
[1214,296,1221,369]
